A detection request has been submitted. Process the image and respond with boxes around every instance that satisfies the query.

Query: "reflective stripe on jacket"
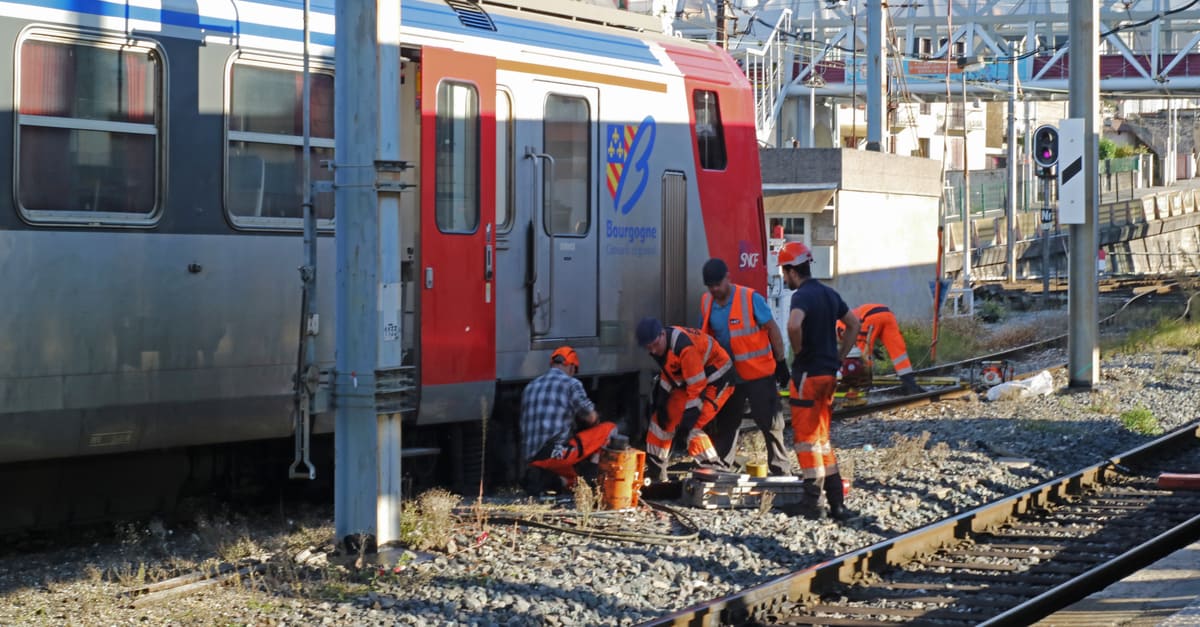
[701,284,775,381]
[657,326,732,410]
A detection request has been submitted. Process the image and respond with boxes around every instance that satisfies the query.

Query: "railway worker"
[520,346,617,495]
[697,258,792,476]
[778,241,862,522]
[635,317,735,483]
[839,304,926,395]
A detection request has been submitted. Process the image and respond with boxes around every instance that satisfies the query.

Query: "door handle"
[485,244,493,281]
[425,266,434,289]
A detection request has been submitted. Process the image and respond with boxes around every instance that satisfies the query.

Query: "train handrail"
[526,149,555,336]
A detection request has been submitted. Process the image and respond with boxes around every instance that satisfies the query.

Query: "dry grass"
[400,489,461,552]
[985,323,1041,349]
[740,430,768,466]
[572,480,603,527]
[876,431,933,480]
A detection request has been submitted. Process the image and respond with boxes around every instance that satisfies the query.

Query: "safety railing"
[741,9,791,145]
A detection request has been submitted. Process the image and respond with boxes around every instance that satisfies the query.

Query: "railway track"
[832,278,1191,418]
[646,422,1200,626]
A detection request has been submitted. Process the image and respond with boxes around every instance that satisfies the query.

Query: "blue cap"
[702,258,728,286]
[635,317,663,347]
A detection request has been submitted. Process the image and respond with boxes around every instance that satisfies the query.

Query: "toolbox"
[681,469,815,509]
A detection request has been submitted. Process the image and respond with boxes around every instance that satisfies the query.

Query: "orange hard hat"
[550,346,579,368]
[777,241,813,267]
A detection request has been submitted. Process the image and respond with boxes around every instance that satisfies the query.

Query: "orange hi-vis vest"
[701,284,775,381]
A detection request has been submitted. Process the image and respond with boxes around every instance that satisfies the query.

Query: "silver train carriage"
[0,0,769,481]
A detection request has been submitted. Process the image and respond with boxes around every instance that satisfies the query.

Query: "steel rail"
[642,422,1200,626]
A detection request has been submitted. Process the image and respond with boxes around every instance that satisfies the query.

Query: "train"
[0,0,768,518]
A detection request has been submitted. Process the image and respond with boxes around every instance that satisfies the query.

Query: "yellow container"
[745,462,768,478]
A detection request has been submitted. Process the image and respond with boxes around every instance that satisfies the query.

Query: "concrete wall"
[834,190,940,322]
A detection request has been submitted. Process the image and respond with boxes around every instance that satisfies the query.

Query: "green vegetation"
[975,299,1006,323]
[1099,137,1116,160]
[1113,143,1149,158]
[903,318,983,367]
[1103,314,1200,355]
[1120,407,1162,436]
[1100,138,1149,160]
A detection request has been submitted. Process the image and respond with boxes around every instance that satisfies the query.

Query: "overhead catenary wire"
[743,0,1200,66]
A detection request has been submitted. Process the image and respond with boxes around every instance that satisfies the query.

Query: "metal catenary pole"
[1067,0,1100,388]
[334,0,381,552]
[961,69,971,291]
[865,0,883,151]
[1005,43,1019,283]
[376,0,405,548]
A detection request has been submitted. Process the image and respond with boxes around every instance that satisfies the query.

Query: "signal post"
[1032,125,1058,303]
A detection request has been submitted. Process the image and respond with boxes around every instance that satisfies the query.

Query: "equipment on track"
[682,468,817,510]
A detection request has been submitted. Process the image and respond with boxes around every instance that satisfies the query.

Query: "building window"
[496,89,513,231]
[227,61,334,225]
[17,36,161,222]
[693,90,727,170]
[436,81,480,233]
[543,94,590,236]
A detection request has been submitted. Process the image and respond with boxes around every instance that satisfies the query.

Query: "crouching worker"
[520,346,617,495]
[839,303,925,394]
[635,317,735,483]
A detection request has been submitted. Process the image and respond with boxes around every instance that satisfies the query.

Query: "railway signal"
[1032,124,1059,177]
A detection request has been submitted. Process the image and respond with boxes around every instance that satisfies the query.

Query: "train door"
[419,48,496,389]
[523,84,599,340]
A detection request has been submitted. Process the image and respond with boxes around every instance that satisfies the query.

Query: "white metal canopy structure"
[626,1,1200,141]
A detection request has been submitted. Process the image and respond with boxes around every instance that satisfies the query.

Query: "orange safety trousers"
[645,384,733,468]
[857,306,914,376]
[529,422,617,488]
[789,373,840,482]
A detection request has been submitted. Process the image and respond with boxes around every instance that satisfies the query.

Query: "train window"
[16,36,161,222]
[693,90,727,171]
[226,62,335,226]
[496,89,513,231]
[543,94,590,236]
[435,81,481,233]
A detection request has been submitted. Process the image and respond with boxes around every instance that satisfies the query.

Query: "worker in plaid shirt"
[521,346,616,495]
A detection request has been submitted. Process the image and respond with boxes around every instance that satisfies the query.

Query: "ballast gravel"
[1,317,1198,626]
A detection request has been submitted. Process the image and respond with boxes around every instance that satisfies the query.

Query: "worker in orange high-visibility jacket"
[838,304,925,394]
[779,241,861,522]
[635,317,735,483]
[699,258,792,476]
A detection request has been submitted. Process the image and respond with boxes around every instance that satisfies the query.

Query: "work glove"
[774,359,790,390]
[679,406,701,434]
[873,345,886,361]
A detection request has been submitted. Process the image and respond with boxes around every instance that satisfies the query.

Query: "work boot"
[900,373,926,394]
[824,473,858,523]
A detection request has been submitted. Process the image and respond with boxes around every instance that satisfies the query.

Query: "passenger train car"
[0,0,767,515]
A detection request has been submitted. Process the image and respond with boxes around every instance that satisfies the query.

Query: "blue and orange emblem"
[605,116,656,215]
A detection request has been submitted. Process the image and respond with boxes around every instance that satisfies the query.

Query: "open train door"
[419,47,497,420]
